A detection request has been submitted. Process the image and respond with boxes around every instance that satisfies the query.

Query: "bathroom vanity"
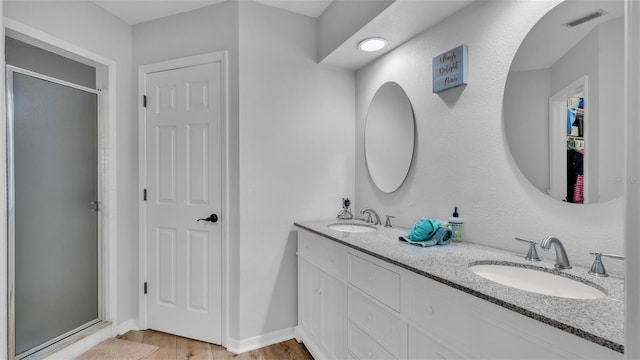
[294,220,623,360]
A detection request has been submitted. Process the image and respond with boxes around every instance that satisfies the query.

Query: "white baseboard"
[117,319,140,335]
[226,327,295,354]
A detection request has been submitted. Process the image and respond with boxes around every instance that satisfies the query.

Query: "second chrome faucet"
[540,236,571,269]
[515,236,571,269]
[360,208,382,225]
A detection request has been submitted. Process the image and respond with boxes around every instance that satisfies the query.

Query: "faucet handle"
[384,215,395,228]
[365,212,373,223]
[514,237,541,262]
[588,252,624,277]
[598,253,625,260]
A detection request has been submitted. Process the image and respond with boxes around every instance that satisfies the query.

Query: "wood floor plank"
[249,339,313,360]
[212,347,252,360]
[143,330,177,360]
[117,329,145,343]
[176,335,214,360]
[116,330,312,360]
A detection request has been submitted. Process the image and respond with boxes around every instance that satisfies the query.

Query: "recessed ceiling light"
[358,38,387,52]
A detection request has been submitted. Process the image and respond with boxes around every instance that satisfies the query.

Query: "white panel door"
[145,61,222,344]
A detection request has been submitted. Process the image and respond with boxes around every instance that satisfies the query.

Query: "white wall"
[3,0,137,327]
[237,0,354,340]
[355,0,624,275]
[134,0,355,343]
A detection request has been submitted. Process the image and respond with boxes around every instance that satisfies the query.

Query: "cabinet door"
[298,257,347,360]
[408,325,465,360]
[319,269,347,359]
[298,258,321,341]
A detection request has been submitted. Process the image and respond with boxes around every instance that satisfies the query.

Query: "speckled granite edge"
[293,222,624,354]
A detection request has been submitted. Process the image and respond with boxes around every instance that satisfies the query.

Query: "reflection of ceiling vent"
[564,9,607,28]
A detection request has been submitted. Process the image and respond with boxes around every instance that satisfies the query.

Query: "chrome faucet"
[360,208,382,225]
[540,236,572,269]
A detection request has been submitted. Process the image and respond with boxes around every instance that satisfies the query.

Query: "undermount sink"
[469,263,606,300]
[328,223,377,233]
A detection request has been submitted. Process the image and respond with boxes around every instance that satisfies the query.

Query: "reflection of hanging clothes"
[567,108,576,135]
[573,110,584,137]
[574,175,584,203]
[567,149,583,203]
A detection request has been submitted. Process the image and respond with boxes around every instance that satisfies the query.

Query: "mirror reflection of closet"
[549,76,589,203]
[566,95,585,203]
[503,0,624,205]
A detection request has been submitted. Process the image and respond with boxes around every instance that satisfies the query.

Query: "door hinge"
[143,95,147,108]
[143,189,147,201]
[144,282,148,295]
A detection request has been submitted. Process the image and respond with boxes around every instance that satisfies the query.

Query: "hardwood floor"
[117,329,314,360]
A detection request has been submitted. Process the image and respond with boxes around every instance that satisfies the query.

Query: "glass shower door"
[8,69,100,358]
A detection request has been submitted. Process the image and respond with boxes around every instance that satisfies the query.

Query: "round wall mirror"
[503,0,624,204]
[365,82,415,193]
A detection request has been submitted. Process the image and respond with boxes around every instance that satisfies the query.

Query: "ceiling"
[321,0,475,69]
[89,0,476,70]
[91,0,333,25]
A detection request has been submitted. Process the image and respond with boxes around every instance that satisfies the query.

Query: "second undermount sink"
[328,223,377,233]
[469,263,605,300]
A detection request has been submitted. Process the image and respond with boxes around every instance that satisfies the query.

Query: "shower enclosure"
[6,66,101,359]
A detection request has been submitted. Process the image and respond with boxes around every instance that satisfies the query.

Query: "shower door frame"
[3,19,119,360]
[6,65,103,359]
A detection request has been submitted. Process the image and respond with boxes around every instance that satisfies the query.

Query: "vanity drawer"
[405,271,461,336]
[348,288,402,358]
[348,253,400,311]
[298,229,346,279]
[408,325,466,360]
[347,321,398,360]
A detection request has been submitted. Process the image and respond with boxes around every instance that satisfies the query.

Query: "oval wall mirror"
[365,82,415,193]
[503,0,624,204]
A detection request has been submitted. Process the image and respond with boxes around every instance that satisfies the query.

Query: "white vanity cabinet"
[295,228,622,360]
[297,229,348,360]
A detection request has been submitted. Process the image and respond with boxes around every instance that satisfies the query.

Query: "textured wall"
[355,0,624,274]
[238,0,355,340]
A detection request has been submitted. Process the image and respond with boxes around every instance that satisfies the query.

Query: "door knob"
[197,214,218,223]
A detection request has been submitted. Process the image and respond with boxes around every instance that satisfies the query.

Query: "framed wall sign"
[432,44,468,93]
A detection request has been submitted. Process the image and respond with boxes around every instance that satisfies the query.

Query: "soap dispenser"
[449,207,464,242]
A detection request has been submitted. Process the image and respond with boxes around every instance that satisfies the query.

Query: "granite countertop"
[293,219,624,353]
